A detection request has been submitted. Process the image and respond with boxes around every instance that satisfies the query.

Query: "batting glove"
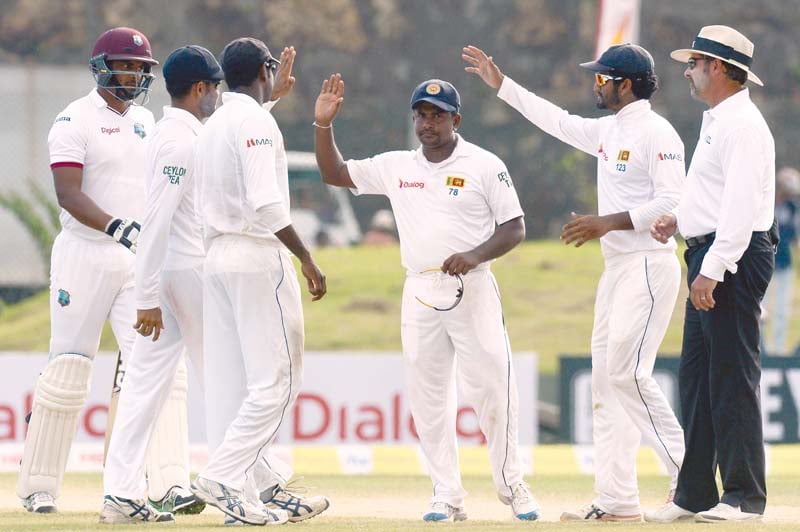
[105,218,141,254]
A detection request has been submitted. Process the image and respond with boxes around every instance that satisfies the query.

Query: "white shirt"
[136,106,205,309]
[195,92,291,247]
[676,88,775,281]
[346,135,523,273]
[48,89,155,241]
[497,77,684,258]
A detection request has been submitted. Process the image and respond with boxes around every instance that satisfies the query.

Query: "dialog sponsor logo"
[101,127,121,135]
[398,179,425,189]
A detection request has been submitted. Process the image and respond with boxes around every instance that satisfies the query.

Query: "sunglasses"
[595,72,623,87]
[687,57,711,70]
[264,56,281,74]
[414,269,464,312]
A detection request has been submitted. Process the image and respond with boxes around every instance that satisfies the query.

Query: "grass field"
[0,472,798,531]
[2,239,800,374]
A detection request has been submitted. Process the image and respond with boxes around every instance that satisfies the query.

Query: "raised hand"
[271,46,296,101]
[314,74,345,127]
[462,45,505,90]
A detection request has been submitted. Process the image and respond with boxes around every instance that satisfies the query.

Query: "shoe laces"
[511,482,533,504]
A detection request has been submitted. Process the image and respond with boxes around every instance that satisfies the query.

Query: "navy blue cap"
[162,45,224,85]
[410,79,461,112]
[580,43,655,76]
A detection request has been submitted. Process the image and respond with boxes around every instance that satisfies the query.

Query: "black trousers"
[674,232,774,514]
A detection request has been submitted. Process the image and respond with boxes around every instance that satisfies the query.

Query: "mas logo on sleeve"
[246,138,273,148]
[163,165,187,185]
[657,152,683,161]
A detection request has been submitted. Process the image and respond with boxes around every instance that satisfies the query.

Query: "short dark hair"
[166,79,194,98]
[724,62,748,84]
[220,37,271,89]
[614,73,658,100]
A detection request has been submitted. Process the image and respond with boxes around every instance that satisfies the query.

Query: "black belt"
[685,230,775,249]
[685,232,715,248]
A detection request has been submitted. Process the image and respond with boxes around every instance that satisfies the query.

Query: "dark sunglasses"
[687,57,711,70]
[264,56,281,74]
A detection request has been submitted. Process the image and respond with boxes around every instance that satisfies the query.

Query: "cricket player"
[191,37,327,526]
[462,44,686,521]
[99,44,223,524]
[314,75,539,522]
[15,27,180,517]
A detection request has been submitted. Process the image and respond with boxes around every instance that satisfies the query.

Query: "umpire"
[649,25,775,523]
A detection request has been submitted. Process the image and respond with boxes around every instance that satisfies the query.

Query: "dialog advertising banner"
[560,355,800,444]
[0,352,538,459]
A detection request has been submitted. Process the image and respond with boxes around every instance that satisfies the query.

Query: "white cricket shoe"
[695,503,762,522]
[21,492,57,513]
[99,495,175,524]
[422,501,468,522]
[560,503,641,522]
[498,481,540,521]
[261,484,330,522]
[644,501,695,523]
[193,476,284,526]
[149,485,206,515]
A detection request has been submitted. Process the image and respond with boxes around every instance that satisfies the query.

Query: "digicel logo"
[292,392,486,444]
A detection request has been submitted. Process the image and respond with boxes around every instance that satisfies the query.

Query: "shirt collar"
[708,87,750,119]
[614,98,651,122]
[162,105,204,134]
[414,134,471,166]
[221,91,263,108]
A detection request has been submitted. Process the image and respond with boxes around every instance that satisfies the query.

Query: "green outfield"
[1,471,799,531]
[2,240,800,374]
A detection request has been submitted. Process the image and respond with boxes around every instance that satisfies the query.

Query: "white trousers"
[103,260,204,499]
[18,232,136,498]
[591,250,685,515]
[200,236,303,500]
[401,268,522,507]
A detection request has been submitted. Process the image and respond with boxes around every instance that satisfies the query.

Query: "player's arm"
[628,129,684,233]
[462,45,600,156]
[442,216,525,275]
[314,74,355,188]
[560,211,633,247]
[53,166,141,252]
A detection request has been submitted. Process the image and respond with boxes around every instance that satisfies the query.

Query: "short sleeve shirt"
[47,90,155,241]
[347,135,523,272]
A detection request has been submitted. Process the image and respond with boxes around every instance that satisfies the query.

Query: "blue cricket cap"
[580,43,655,77]
[162,45,225,85]
[410,79,461,112]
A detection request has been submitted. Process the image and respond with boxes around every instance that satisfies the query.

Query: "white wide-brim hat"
[670,25,763,86]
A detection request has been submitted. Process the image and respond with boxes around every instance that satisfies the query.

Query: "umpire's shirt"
[676,88,775,278]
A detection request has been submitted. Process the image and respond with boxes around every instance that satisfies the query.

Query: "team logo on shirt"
[163,165,187,185]
[617,150,631,161]
[497,171,513,188]
[133,123,146,138]
[398,179,425,189]
[57,289,70,307]
[446,176,465,188]
[658,152,683,161]
[246,137,273,148]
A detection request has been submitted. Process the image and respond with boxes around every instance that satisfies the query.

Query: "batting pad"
[145,357,190,500]
[17,353,92,499]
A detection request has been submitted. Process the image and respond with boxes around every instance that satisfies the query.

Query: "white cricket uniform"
[195,92,302,500]
[499,77,686,514]
[103,106,205,500]
[17,90,154,500]
[346,135,525,507]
